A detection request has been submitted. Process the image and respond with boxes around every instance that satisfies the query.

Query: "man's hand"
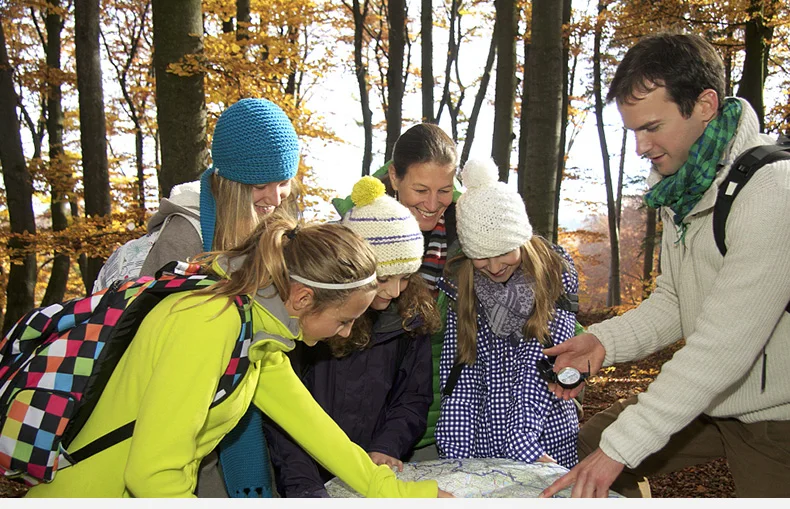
[543,333,606,400]
[368,451,403,472]
[539,448,624,498]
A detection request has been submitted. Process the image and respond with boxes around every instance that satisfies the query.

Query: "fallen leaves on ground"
[581,338,736,498]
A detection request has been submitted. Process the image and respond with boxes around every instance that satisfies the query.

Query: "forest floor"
[0,319,736,498]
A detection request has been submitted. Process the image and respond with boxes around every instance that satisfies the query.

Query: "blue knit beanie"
[200,98,300,251]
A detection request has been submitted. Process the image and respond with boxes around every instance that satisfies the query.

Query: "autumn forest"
[0,0,788,334]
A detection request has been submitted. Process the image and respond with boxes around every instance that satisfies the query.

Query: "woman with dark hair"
[335,123,461,293]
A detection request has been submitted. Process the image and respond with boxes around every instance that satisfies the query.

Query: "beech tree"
[151,0,207,199]
[421,0,434,123]
[491,0,517,181]
[0,20,37,334]
[459,29,496,167]
[345,0,374,175]
[642,205,658,300]
[552,0,572,238]
[592,1,620,307]
[434,0,468,141]
[40,0,74,306]
[75,0,112,292]
[101,0,155,221]
[519,0,564,241]
[385,0,406,161]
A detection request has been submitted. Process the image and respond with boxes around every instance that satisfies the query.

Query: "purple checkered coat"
[435,246,580,468]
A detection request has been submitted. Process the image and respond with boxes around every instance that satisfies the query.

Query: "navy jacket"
[262,306,433,498]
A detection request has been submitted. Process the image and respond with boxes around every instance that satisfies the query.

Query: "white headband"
[290,273,377,290]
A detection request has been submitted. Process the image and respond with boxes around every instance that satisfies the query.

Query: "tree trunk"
[519,0,563,240]
[517,33,529,201]
[285,24,299,97]
[737,0,770,132]
[553,0,572,241]
[421,0,434,123]
[236,0,250,43]
[41,0,72,307]
[459,31,496,168]
[642,206,658,300]
[492,0,517,182]
[0,23,37,333]
[436,0,459,126]
[616,126,626,229]
[349,0,373,175]
[385,0,407,161]
[75,0,112,293]
[152,0,208,198]
[593,1,620,307]
[724,24,735,97]
[106,0,151,225]
[223,0,251,41]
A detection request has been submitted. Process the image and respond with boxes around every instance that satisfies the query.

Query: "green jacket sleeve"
[252,350,439,498]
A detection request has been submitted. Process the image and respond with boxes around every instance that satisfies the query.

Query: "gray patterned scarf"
[474,268,535,341]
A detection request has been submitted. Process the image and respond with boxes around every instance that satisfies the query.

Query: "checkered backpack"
[0,261,253,486]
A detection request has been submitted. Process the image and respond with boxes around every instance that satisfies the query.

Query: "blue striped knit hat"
[342,177,424,277]
[200,98,300,251]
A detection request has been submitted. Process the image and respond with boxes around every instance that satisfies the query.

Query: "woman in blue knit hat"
[139,97,302,277]
[138,98,302,498]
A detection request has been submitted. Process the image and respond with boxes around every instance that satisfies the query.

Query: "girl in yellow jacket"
[27,213,448,498]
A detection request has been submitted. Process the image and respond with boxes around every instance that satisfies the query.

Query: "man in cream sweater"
[540,33,790,498]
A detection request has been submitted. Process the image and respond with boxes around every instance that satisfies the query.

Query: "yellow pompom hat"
[342,176,424,277]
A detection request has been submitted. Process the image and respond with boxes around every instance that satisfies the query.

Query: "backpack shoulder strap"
[713,140,790,314]
[157,211,202,241]
[442,361,465,397]
[714,142,790,256]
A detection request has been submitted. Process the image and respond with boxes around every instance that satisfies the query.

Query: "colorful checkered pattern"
[0,261,252,485]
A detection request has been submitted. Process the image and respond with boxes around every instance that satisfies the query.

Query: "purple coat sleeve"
[367,334,433,458]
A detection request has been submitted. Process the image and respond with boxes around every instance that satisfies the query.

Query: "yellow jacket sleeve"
[252,350,438,498]
[124,296,239,497]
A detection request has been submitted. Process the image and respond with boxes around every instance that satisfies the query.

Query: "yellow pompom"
[350,176,386,207]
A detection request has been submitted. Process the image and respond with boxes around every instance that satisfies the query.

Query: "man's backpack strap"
[714,140,790,256]
[713,138,790,314]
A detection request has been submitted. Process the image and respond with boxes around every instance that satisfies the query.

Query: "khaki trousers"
[578,395,790,498]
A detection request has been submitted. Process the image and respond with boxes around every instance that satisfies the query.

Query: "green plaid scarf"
[644,98,742,241]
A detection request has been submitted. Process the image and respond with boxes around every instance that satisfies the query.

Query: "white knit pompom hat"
[342,176,424,277]
[456,158,533,259]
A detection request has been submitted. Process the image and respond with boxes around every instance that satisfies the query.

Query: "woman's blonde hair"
[192,212,377,313]
[210,173,303,251]
[448,235,567,365]
[325,274,441,357]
